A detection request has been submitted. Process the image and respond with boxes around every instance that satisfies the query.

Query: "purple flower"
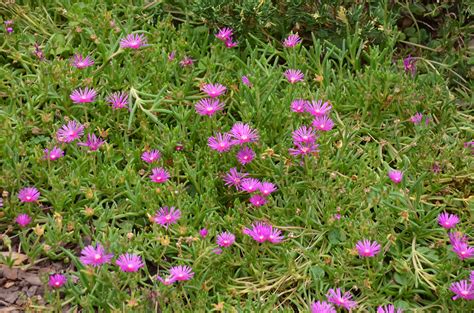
[48,274,67,288]
[4,20,14,34]
[284,69,304,84]
[150,167,170,183]
[388,170,403,184]
[326,288,357,310]
[201,84,227,98]
[312,115,334,131]
[451,240,474,260]
[240,178,261,193]
[449,231,468,245]
[244,222,283,243]
[79,244,113,267]
[283,34,302,48]
[70,54,94,69]
[153,206,181,228]
[106,92,128,110]
[355,239,381,257]
[168,50,176,61]
[236,147,255,165]
[195,98,224,116]
[305,100,332,117]
[116,253,144,272]
[403,55,416,76]
[216,231,235,247]
[15,214,32,227]
[43,147,64,161]
[141,150,161,163]
[291,99,308,113]
[449,280,474,300]
[199,228,208,238]
[77,133,105,151]
[223,167,248,190]
[179,56,194,67]
[212,247,223,255]
[70,87,97,104]
[18,187,40,203]
[215,27,233,41]
[230,122,259,145]
[169,265,194,281]
[120,34,147,49]
[438,212,460,229]
[249,194,267,207]
[225,38,238,48]
[241,75,252,88]
[289,143,319,157]
[292,126,317,144]
[208,133,233,153]
[377,304,404,313]
[157,275,176,286]
[56,120,84,143]
[259,182,277,197]
[33,43,45,61]
[410,112,423,124]
[310,301,336,313]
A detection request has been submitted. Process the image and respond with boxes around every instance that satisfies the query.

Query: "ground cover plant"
[0,1,473,312]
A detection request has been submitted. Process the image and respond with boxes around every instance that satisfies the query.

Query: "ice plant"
[310,301,336,313]
[451,240,474,260]
[215,27,233,41]
[70,54,94,69]
[106,92,128,110]
[48,274,67,288]
[223,167,248,190]
[70,87,97,104]
[377,304,404,313]
[283,34,302,48]
[150,167,170,183]
[79,244,113,267]
[284,69,304,84]
[216,231,235,247]
[201,83,227,98]
[78,133,105,151]
[179,56,194,67]
[230,122,259,145]
[236,147,255,165]
[305,100,332,117]
[169,265,194,281]
[157,275,176,286]
[208,133,233,153]
[56,120,84,143]
[249,194,267,207]
[259,182,277,197]
[168,50,176,61]
[225,39,238,48]
[116,253,144,272]
[355,239,381,257]
[403,55,416,76]
[240,178,261,193]
[292,126,317,144]
[18,187,40,203]
[199,228,208,238]
[4,20,14,34]
[153,206,181,228]
[388,170,403,184]
[15,214,32,227]
[195,98,224,116]
[141,150,161,163]
[244,222,283,243]
[241,75,252,88]
[289,142,319,157]
[120,33,147,49]
[312,115,335,131]
[291,99,308,113]
[43,147,64,161]
[326,288,357,310]
[449,280,474,300]
[410,112,423,124]
[438,212,460,229]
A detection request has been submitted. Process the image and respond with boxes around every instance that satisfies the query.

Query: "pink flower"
[438,212,460,229]
[249,194,267,207]
[292,126,317,144]
[326,288,357,310]
[377,304,403,313]
[289,143,319,157]
[179,56,194,67]
[236,147,255,165]
[169,265,194,281]
[199,228,208,238]
[312,115,334,131]
[195,98,224,116]
[410,112,423,124]
[212,247,223,255]
[403,55,416,76]
[43,147,64,161]
[70,87,97,104]
[120,33,148,49]
[223,167,248,190]
[449,280,474,300]
[116,253,144,272]
[77,133,105,151]
[259,182,277,197]
[240,178,261,193]
[451,241,474,260]
[355,239,381,257]
[70,54,94,69]
[388,170,403,184]
[230,122,259,145]
[157,275,176,286]
[18,187,40,203]
[56,120,84,143]
[216,231,235,247]
[79,244,113,267]
[310,301,336,313]
[141,150,161,163]
[244,222,283,243]
[305,100,332,117]
[106,92,128,110]
[201,84,227,98]
[283,34,302,48]
[225,39,238,48]
[291,99,308,113]
[241,75,252,88]
[153,206,181,228]
[150,167,170,183]
[48,274,67,288]
[168,51,176,61]
[15,214,32,227]
[208,133,233,153]
[284,69,304,84]
[215,27,233,41]
[4,20,14,34]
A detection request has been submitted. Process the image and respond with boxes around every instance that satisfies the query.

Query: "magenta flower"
[305,100,332,117]
[48,274,67,288]
[141,150,161,163]
[43,147,64,161]
[377,304,403,313]
[153,206,181,228]
[215,27,233,41]
[388,170,403,184]
[18,187,40,203]
[403,55,416,76]
[208,133,233,153]
[291,99,308,113]
[230,122,259,145]
[4,20,14,34]
[249,194,267,207]
[259,182,277,197]
[241,75,252,88]
[284,69,304,84]
[168,51,176,61]
[310,301,336,313]
[225,38,238,48]
[236,147,255,165]
[283,34,302,48]
[70,54,94,69]
[223,167,248,190]
[169,265,194,281]
[150,167,170,183]
[120,33,147,49]
[438,212,460,229]
[244,222,283,244]
[289,142,319,157]
[410,112,423,124]
[157,275,176,286]
[201,84,227,98]
[199,228,208,238]
[116,253,144,272]
[449,231,467,245]
[77,133,105,151]
[326,288,357,310]
[79,244,113,267]
[106,92,128,110]
[56,120,84,143]
[312,115,334,131]
[452,241,474,260]
[355,239,381,257]
[15,214,32,227]
[195,98,224,116]
[70,87,97,104]
[216,231,235,247]
[212,247,223,255]
[179,56,194,67]
[450,280,474,300]
[240,178,261,193]
[292,126,317,144]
